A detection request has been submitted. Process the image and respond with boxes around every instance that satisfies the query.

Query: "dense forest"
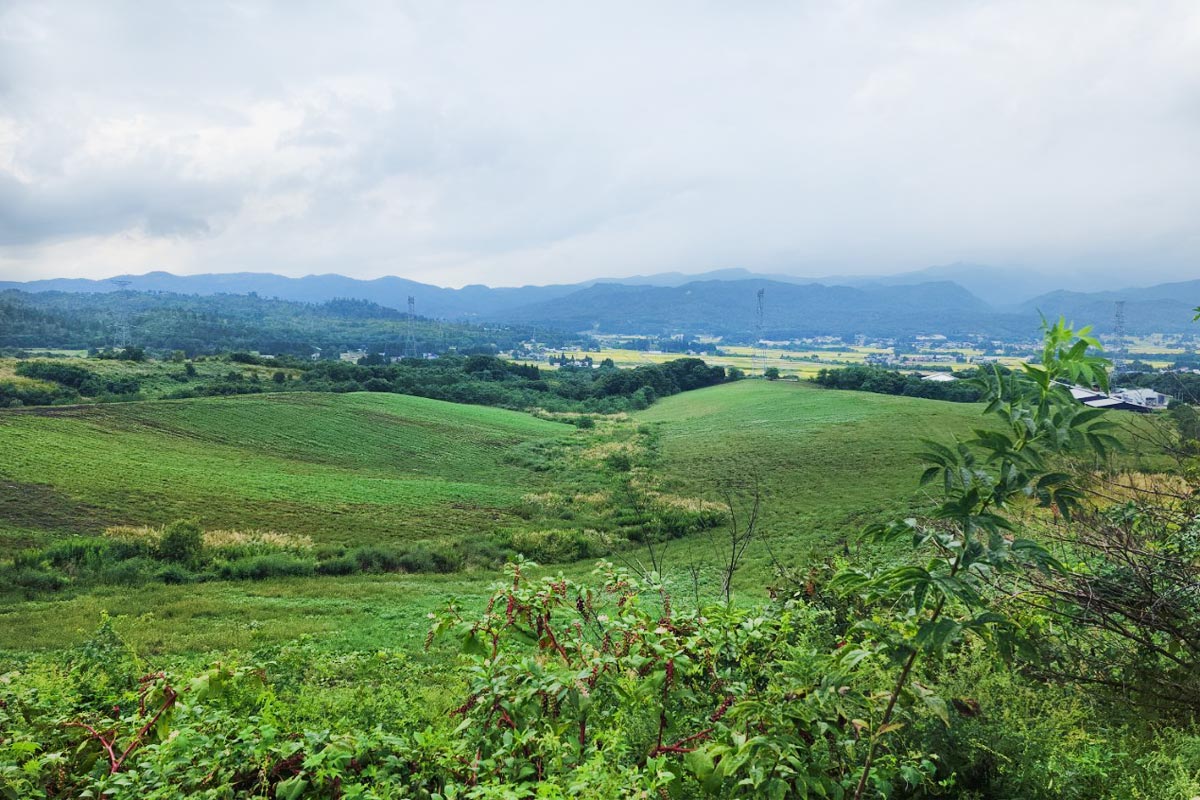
[0,290,567,356]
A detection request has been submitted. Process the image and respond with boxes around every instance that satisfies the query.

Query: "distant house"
[339,349,368,363]
[1063,383,1153,413]
[1082,396,1152,413]
[1115,388,1171,409]
[1068,386,1106,403]
[921,373,957,383]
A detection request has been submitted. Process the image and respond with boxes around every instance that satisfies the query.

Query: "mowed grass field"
[0,382,990,653]
[0,392,569,555]
[636,380,986,577]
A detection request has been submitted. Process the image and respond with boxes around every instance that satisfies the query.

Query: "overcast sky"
[1,1,1198,288]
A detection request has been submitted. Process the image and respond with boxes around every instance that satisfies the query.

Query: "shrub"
[605,452,632,472]
[98,557,155,586]
[159,519,204,564]
[6,566,68,594]
[350,545,405,573]
[155,564,196,584]
[396,545,460,573]
[316,555,359,576]
[218,554,315,580]
[507,528,605,562]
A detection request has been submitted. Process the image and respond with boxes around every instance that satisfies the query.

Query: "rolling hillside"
[1,381,991,650]
[0,392,570,555]
[637,380,987,571]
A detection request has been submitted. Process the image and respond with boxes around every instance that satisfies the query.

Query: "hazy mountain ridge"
[3,268,1198,337]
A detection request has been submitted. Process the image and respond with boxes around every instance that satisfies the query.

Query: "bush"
[98,557,156,586]
[6,566,68,594]
[506,528,604,562]
[605,452,632,472]
[316,555,359,576]
[400,545,463,574]
[159,519,204,564]
[350,545,405,573]
[218,554,315,580]
[155,564,196,584]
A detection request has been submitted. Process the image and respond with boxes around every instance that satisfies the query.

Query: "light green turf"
[1,382,992,653]
[636,380,988,571]
[0,392,569,550]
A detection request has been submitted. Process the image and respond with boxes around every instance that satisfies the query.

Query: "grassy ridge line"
[636,380,987,576]
[0,392,568,553]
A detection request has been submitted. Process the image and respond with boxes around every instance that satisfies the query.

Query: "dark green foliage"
[0,288,568,355]
[158,519,203,564]
[95,345,147,361]
[12,359,141,399]
[0,379,79,407]
[815,364,984,402]
[14,359,95,388]
[1113,369,1200,405]
[218,553,315,580]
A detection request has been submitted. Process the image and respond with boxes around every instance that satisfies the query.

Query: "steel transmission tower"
[109,279,132,348]
[1112,300,1126,368]
[753,288,765,375]
[404,296,418,359]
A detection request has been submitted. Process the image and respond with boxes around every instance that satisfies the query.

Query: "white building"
[1115,388,1171,409]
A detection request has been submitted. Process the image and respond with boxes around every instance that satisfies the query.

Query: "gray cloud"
[0,0,1198,287]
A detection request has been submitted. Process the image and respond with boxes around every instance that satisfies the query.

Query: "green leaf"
[461,630,488,656]
[684,748,715,784]
[921,692,950,725]
[275,777,309,800]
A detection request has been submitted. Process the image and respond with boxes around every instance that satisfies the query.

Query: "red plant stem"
[65,683,177,775]
[538,616,571,662]
[650,727,715,756]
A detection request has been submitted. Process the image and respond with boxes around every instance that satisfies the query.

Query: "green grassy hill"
[0,382,991,652]
[637,380,986,574]
[0,392,569,555]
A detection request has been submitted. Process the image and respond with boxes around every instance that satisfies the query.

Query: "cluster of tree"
[1113,369,1200,405]
[0,290,570,356]
[163,354,730,414]
[1,361,142,407]
[813,364,984,402]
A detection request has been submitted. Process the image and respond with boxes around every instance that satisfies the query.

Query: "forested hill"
[1020,278,1200,335]
[0,290,563,355]
[0,271,585,321]
[500,278,1019,338]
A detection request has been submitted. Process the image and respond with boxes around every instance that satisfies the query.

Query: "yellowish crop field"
[510,345,1032,378]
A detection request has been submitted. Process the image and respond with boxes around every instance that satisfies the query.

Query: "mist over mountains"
[3,265,1198,339]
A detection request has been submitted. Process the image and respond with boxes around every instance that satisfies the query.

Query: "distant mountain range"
[3,267,1198,339]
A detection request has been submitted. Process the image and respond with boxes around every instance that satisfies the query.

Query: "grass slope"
[637,380,987,574]
[1,381,988,653]
[0,392,567,554]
